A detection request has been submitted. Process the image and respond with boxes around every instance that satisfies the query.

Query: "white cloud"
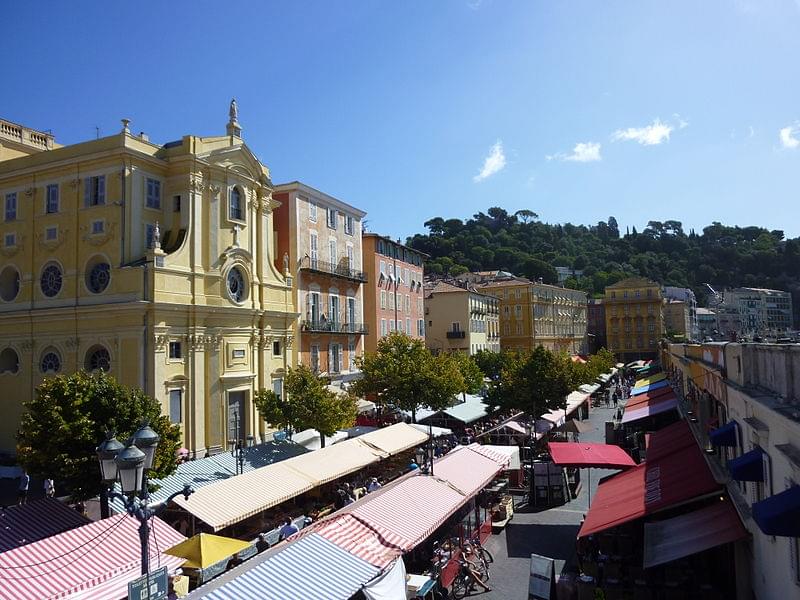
[748,125,755,138]
[673,113,689,129]
[612,118,674,145]
[473,140,506,182]
[779,123,800,149]
[547,142,602,163]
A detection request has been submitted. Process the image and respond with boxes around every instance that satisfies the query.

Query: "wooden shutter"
[84,178,91,207]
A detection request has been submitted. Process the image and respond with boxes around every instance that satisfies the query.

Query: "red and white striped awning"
[0,499,89,553]
[433,445,506,496]
[311,514,402,567]
[349,476,467,550]
[0,514,185,600]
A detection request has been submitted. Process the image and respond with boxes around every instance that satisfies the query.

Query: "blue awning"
[728,448,764,482]
[631,380,669,395]
[752,486,800,537]
[709,421,738,447]
[201,533,380,600]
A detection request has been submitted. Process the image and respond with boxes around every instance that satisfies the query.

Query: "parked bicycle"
[450,549,491,598]
[468,534,493,564]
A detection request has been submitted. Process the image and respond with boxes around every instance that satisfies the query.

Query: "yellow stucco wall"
[0,122,297,455]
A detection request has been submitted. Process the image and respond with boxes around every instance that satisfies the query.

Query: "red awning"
[0,514,185,600]
[578,421,720,538]
[643,500,748,568]
[0,499,89,553]
[548,442,636,469]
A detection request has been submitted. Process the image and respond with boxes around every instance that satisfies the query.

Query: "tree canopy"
[254,365,357,447]
[351,332,464,422]
[407,208,800,324]
[16,371,181,501]
[486,346,615,417]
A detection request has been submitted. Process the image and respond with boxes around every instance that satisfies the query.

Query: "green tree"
[255,365,357,448]
[449,351,484,401]
[352,332,463,422]
[473,349,514,381]
[490,346,571,417]
[16,371,181,501]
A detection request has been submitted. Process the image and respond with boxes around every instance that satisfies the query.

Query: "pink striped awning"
[0,514,185,600]
[349,476,467,550]
[0,499,89,553]
[311,514,402,567]
[462,443,512,469]
[433,445,507,496]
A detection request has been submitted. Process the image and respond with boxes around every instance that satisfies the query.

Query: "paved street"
[480,396,621,600]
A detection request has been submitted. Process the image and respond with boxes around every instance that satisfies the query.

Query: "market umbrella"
[165,533,253,570]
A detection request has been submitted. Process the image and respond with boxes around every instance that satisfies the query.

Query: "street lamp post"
[96,422,194,579]
[525,421,534,506]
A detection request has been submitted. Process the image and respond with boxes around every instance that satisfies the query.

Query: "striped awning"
[110,440,309,514]
[0,499,89,553]
[0,514,185,600]
[349,476,468,550]
[285,439,384,485]
[357,422,429,456]
[311,514,402,567]
[433,444,508,496]
[200,533,379,600]
[173,462,317,531]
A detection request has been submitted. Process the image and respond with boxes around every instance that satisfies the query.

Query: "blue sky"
[3,1,800,238]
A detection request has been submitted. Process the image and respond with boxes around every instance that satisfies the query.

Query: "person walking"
[43,477,55,498]
[17,471,29,505]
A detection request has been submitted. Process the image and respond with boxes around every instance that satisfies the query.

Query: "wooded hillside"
[406,208,800,323]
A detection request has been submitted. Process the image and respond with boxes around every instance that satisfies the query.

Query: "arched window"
[40,262,63,298]
[0,266,19,302]
[85,345,111,372]
[229,187,243,221]
[40,348,61,374]
[0,348,19,374]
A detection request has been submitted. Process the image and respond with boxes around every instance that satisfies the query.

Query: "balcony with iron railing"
[300,256,367,283]
[446,330,466,339]
[301,319,368,335]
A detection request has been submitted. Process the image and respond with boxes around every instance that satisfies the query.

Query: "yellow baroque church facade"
[0,106,297,456]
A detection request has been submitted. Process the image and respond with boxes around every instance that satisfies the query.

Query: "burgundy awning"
[548,442,636,469]
[643,500,748,568]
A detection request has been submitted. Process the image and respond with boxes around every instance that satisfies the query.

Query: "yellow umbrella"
[164,533,253,570]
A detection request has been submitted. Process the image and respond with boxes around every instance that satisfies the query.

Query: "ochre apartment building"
[361,233,426,352]
[0,107,296,456]
[604,277,664,362]
[272,182,366,383]
[478,276,587,354]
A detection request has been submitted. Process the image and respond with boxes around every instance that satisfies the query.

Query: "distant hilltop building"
[702,286,793,340]
[555,266,583,284]
[663,286,698,340]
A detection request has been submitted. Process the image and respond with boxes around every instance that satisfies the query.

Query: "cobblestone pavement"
[479,396,621,600]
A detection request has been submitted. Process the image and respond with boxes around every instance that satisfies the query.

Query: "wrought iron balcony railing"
[446,330,466,339]
[301,320,368,335]
[299,257,367,283]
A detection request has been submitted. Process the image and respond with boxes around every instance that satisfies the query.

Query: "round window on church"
[226,267,247,304]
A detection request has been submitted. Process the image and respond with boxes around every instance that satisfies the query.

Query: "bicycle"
[450,556,490,599]
[468,534,494,565]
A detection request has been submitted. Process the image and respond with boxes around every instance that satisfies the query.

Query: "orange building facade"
[272,182,367,385]
[362,234,426,353]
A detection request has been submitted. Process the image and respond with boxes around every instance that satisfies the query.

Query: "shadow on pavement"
[504,521,580,561]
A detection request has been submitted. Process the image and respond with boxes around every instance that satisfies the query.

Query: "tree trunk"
[319,432,326,448]
[412,407,417,424]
